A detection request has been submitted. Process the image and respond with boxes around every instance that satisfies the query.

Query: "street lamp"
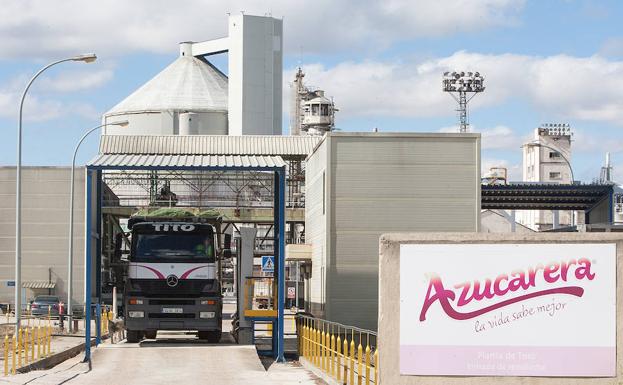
[524,141,575,184]
[15,54,97,332]
[67,120,128,332]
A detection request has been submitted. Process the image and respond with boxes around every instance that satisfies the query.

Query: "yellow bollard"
[336,335,342,383]
[315,326,320,367]
[4,335,8,376]
[326,331,331,375]
[37,326,41,359]
[320,330,328,372]
[30,326,34,362]
[343,337,349,385]
[304,323,309,358]
[349,338,355,385]
[17,328,22,369]
[357,341,363,385]
[24,328,29,365]
[364,345,370,385]
[47,326,51,356]
[374,349,379,385]
[330,333,336,377]
[11,335,16,375]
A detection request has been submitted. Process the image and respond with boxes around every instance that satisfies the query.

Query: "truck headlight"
[129,311,144,318]
[199,312,215,319]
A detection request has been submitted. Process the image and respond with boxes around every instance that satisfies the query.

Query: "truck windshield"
[133,233,215,262]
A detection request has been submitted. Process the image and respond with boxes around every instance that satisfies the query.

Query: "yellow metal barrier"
[297,315,379,384]
[3,335,8,376]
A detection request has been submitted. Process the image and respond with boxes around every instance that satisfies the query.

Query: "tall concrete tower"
[519,123,574,230]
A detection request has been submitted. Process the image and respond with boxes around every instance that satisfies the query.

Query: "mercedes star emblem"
[166,274,179,287]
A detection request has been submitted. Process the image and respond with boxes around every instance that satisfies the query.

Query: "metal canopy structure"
[83,153,287,363]
[481,183,614,211]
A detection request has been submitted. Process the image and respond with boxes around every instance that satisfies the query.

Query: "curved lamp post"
[15,54,97,332]
[524,141,576,228]
[524,141,575,184]
[67,120,128,332]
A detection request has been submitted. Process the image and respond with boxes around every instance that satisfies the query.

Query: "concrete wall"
[378,232,623,385]
[305,138,327,317]
[305,133,481,330]
[228,14,283,135]
[0,167,85,306]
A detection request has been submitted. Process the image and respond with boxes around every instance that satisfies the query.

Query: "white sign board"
[400,243,616,377]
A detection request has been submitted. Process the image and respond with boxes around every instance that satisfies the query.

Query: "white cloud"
[438,124,525,150]
[0,68,110,121]
[291,52,623,126]
[0,0,524,58]
[39,69,114,92]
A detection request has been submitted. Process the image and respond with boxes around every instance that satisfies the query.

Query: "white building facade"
[519,124,575,231]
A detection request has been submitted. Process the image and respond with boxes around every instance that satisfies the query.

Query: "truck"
[116,210,228,343]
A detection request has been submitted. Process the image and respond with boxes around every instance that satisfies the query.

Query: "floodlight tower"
[442,71,485,133]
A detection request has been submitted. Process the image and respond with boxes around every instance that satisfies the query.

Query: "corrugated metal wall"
[306,133,481,330]
[304,140,327,317]
[0,167,86,305]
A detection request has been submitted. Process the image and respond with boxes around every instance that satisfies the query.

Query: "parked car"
[30,295,61,316]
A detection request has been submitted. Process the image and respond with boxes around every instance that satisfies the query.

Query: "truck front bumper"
[124,296,221,331]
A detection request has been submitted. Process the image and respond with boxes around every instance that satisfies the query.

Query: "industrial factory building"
[3,12,622,337]
[305,132,481,330]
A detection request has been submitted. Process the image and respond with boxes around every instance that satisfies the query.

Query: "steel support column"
[274,168,286,362]
[83,170,93,362]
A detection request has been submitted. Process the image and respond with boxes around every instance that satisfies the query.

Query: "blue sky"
[1,0,622,182]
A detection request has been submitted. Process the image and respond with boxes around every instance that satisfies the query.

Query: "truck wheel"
[198,331,221,343]
[127,330,142,343]
[144,330,157,339]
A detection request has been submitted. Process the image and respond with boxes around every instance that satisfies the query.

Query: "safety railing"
[296,315,379,385]
[2,325,53,376]
[243,277,278,318]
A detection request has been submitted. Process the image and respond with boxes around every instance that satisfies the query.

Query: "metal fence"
[296,315,379,385]
[2,325,53,376]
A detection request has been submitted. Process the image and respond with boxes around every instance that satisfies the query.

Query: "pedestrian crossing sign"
[261,256,275,273]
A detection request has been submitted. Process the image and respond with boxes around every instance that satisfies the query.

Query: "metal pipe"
[15,54,96,334]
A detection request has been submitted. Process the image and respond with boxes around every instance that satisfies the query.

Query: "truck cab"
[121,216,223,343]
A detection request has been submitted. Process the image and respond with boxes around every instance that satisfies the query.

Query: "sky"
[1,0,622,182]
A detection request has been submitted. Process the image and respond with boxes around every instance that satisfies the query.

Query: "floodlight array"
[539,123,571,137]
[442,71,485,93]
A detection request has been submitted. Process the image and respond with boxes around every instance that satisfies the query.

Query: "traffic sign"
[287,287,296,299]
[261,256,275,273]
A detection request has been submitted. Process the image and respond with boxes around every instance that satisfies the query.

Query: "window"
[311,104,320,116]
[549,151,561,159]
[549,172,561,180]
[320,104,329,116]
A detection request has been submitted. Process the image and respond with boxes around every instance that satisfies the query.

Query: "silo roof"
[105,56,228,116]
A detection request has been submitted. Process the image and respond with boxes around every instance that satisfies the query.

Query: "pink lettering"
[419,259,594,322]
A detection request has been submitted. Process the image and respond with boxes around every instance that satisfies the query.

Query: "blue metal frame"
[83,164,287,362]
[83,170,93,362]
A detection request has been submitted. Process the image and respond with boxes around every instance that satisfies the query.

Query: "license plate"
[162,308,183,314]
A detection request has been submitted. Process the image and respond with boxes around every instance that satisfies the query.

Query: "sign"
[261,256,275,273]
[400,243,616,377]
[287,287,296,299]
[6,281,15,287]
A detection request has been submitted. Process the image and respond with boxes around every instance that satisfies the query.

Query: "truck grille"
[148,313,196,319]
[148,299,195,306]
